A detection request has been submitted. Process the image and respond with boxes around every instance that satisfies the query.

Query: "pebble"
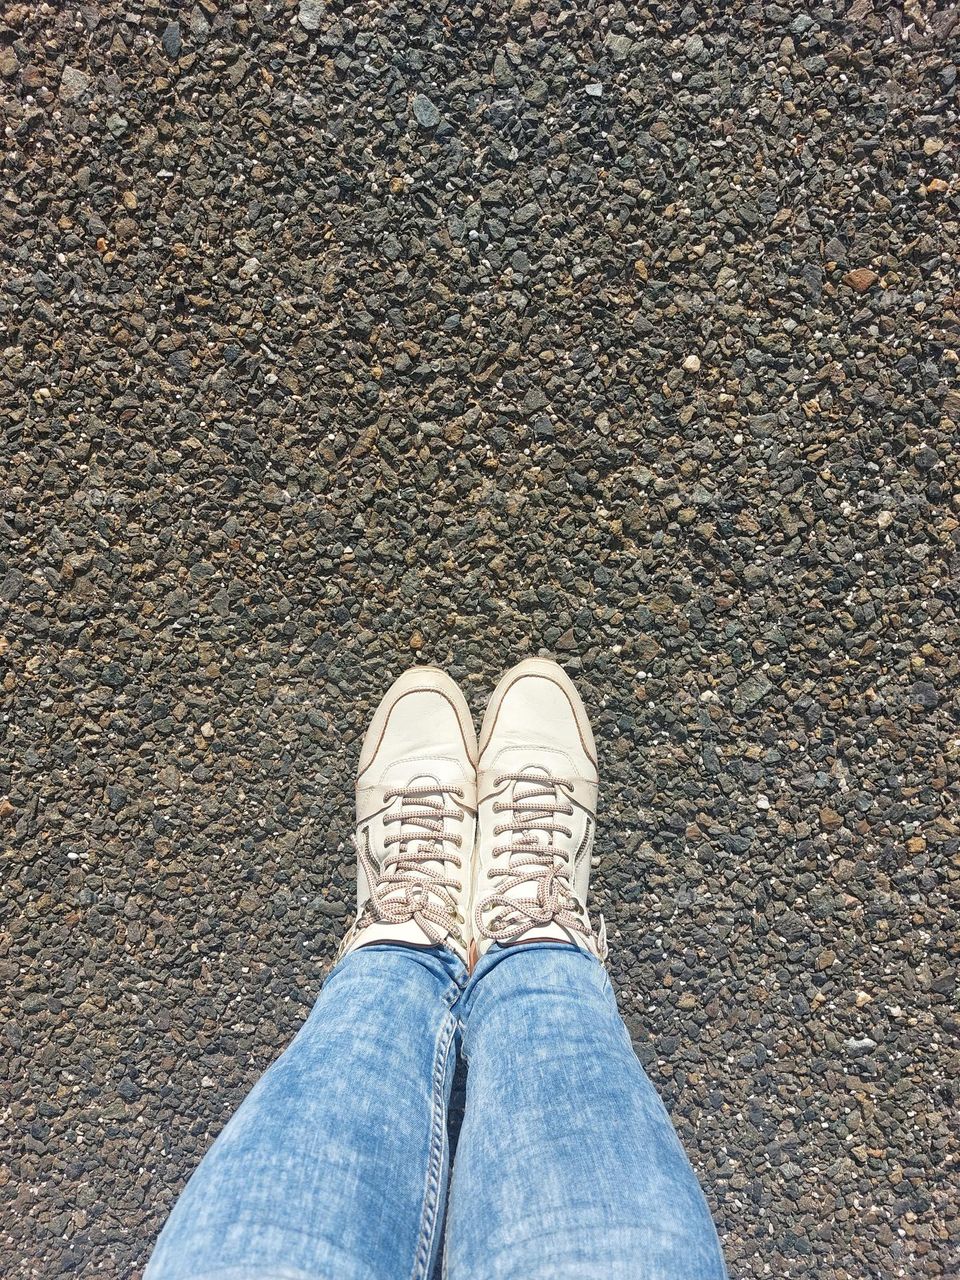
[412,92,441,129]
[819,806,844,831]
[59,65,90,100]
[161,23,182,59]
[843,267,879,292]
[297,0,326,31]
[605,33,634,60]
[731,672,773,713]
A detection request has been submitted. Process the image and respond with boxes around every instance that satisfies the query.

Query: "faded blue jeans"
[145,943,727,1280]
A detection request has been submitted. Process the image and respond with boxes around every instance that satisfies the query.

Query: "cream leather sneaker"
[339,666,477,964]
[473,658,606,961]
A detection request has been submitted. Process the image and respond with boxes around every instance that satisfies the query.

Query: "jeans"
[145,943,727,1280]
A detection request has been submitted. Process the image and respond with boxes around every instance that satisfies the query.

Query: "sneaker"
[339,666,477,965]
[473,658,606,961]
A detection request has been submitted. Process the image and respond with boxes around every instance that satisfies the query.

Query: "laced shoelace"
[475,768,591,944]
[356,782,466,945]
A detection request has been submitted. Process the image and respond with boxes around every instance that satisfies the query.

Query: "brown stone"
[843,267,879,292]
[820,806,843,830]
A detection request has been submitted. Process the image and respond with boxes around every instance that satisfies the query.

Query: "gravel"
[2,2,958,1278]
[412,92,442,130]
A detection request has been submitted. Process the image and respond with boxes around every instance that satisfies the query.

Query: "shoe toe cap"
[359,671,476,785]
[481,665,597,780]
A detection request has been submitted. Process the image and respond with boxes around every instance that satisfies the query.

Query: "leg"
[148,666,479,1280]
[146,944,464,1280]
[455,659,727,1277]
[445,943,727,1280]
[148,666,478,1280]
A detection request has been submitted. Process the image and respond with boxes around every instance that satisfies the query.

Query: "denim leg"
[444,944,727,1280]
[145,945,467,1280]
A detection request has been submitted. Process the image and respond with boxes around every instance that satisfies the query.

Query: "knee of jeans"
[476,1202,725,1280]
[479,1227,725,1280]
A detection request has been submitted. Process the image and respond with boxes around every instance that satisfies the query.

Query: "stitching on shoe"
[367,751,474,790]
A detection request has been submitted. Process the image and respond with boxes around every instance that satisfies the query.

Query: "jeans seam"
[410,1008,456,1280]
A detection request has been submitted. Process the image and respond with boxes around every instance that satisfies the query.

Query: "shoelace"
[475,768,591,945]
[356,782,466,945]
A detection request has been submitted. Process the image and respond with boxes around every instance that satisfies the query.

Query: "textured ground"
[2,0,959,1276]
